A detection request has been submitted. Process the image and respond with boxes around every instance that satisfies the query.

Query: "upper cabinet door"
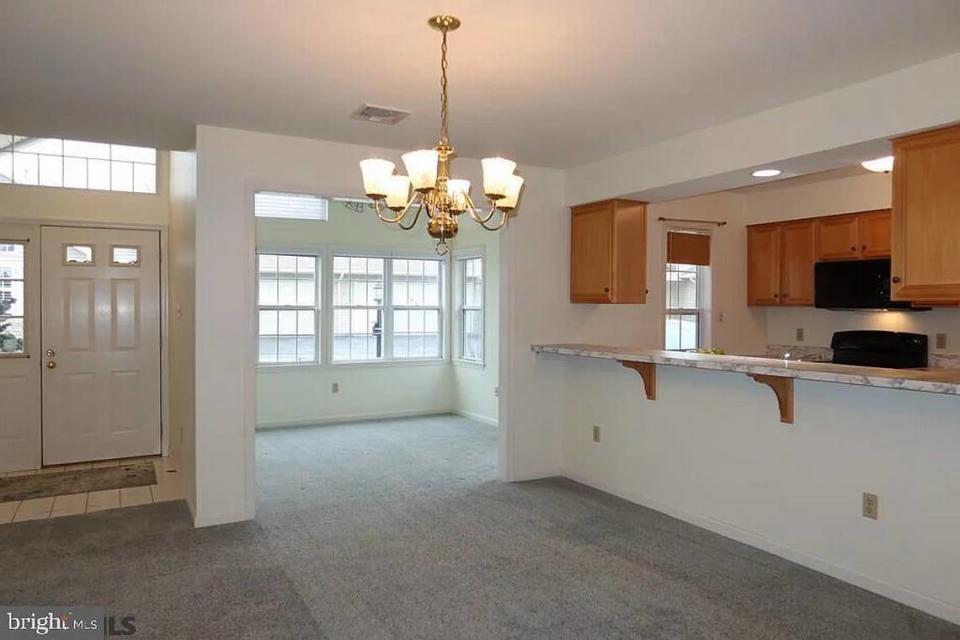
[570,199,647,304]
[747,225,781,305]
[859,209,892,259]
[570,203,614,302]
[816,214,860,261]
[779,220,815,306]
[892,125,960,302]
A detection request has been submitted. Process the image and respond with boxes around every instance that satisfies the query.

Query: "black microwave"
[814,259,917,310]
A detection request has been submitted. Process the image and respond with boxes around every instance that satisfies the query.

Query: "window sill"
[329,358,448,369]
[257,362,321,373]
[453,358,485,369]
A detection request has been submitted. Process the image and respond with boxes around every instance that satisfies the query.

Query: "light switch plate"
[862,492,879,520]
[796,327,805,342]
[936,333,947,350]
[592,425,601,443]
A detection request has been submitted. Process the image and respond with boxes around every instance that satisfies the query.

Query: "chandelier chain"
[439,27,449,147]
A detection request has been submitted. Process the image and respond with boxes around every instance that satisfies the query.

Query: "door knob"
[46,361,57,369]
[46,348,56,357]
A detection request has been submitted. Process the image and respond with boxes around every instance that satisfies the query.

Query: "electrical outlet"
[862,492,879,520]
[796,327,805,342]
[331,382,340,393]
[592,425,601,443]
[936,333,947,350]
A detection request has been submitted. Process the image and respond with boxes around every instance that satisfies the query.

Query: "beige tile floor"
[0,456,182,524]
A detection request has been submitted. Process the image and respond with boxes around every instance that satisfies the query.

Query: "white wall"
[193,125,563,523]
[566,52,960,205]
[558,356,960,625]
[450,221,500,425]
[255,201,454,427]
[167,151,197,514]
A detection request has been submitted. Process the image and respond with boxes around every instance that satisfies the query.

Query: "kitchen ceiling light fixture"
[751,168,782,178]
[861,156,894,173]
[359,15,523,255]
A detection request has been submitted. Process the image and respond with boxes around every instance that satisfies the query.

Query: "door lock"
[46,361,57,369]
[46,348,56,357]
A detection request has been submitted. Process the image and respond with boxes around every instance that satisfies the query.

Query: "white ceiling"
[1,0,959,168]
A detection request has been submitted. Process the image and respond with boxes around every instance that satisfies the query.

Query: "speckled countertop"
[532,344,960,396]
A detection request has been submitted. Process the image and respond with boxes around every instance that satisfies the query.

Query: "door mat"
[0,463,157,503]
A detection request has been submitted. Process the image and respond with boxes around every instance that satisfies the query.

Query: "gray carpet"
[1,415,958,639]
[0,463,156,502]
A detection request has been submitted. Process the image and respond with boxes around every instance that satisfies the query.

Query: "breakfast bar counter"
[532,343,960,423]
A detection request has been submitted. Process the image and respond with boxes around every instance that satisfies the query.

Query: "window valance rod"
[657,217,726,227]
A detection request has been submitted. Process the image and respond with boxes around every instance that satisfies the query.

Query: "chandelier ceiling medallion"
[359,15,524,255]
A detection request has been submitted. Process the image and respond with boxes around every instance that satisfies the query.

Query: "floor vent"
[351,104,411,125]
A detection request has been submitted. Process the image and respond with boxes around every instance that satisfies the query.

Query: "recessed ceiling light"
[751,169,782,178]
[861,156,894,173]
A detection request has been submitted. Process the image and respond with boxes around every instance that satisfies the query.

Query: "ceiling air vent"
[351,104,411,125]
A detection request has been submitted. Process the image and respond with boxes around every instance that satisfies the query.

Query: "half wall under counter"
[530,342,960,624]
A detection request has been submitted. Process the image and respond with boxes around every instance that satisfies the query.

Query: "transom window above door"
[0,134,157,193]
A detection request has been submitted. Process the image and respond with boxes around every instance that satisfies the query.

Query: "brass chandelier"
[359,15,524,255]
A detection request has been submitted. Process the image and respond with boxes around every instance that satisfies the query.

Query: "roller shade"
[667,231,710,266]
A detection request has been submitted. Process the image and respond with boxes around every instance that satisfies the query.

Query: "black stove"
[830,330,928,369]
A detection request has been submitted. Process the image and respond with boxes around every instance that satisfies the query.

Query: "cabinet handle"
[603,287,610,293]
[783,293,789,299]
[862,245,867,250]
[850,246,857,251]
[892,276,901,284]
[773,293,779,298]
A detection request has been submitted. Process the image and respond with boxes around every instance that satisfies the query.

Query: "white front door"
[41,226,161,464]
[0,225,41,472]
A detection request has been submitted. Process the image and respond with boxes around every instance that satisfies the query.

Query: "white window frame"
[327,247,448,367]
[255,249,322,367]
[452,248,485,366]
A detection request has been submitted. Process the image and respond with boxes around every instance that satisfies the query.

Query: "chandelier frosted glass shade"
[359,159,395,198]
[498,175,524,210]
[402,150,440,192]
[481,157,518,199]
[357,15,524,254]
[446,179,471,212]
[384,175,412,210]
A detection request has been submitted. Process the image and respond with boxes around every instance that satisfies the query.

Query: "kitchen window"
[257,253,320,364]
[664,231,711,351]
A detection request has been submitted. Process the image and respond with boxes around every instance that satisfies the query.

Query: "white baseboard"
[562,471,960,627]
[255,408,452,430]
[454,409,498,426]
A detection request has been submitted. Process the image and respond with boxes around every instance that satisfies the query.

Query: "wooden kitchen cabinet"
[816,209,891,261]
[747,224,781,305]
[892,124,960,302]
[779,220,815,305]
[816,214,860,261]
[859,209,892,258]
[570,199,647,303]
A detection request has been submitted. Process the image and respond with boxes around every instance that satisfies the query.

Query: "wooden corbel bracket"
[747,374,794,424]
[618,360,657,400]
